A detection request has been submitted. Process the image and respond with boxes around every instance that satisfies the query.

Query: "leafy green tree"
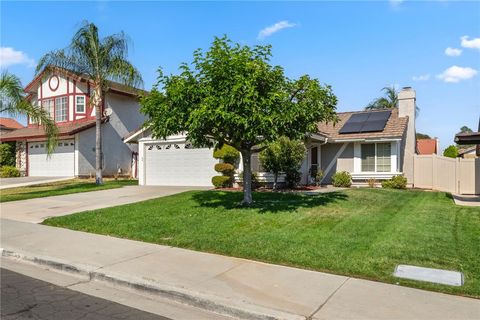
[141,36,338,204]
[0,71,57,153]
[0,142,16,167]
[459,126,473,134]
[416,133,431,140]
[366,85,420,114]
[36,21,143,185]
[260,137,305,189]
[366,86,398,110]
[443,145,458,158]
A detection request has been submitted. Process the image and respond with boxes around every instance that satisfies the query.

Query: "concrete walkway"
[0,176,73,190]
[1,219,478,320]
[452,194,480,207]
[0,186,203,223]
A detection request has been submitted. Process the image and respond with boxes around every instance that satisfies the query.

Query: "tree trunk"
[273,172,278,190]
[94,86,103,185]
[240,149,253,205]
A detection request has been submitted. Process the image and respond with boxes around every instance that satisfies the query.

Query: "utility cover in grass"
[394,265,463,286]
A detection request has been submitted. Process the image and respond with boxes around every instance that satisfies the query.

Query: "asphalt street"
[1,268,170,320]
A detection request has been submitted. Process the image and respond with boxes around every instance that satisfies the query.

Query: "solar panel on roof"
[339,110,391,134]
[366,110,391,121]
[361,110,391,132]
[349,113,370,123]
[362,120,388,132]
[339,122,364,134]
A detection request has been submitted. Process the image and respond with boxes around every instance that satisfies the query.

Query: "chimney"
[398,87,416,186]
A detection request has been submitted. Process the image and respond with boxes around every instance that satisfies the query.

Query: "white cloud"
[444,47,462,57]
[460,36,480,50]
[437,65,478,83]
[389,0,404,8]
[257,20,296,40]
[412,74,430,81]
[0,47,35,68]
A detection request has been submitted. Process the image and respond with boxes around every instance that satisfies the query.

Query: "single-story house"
[0,67,146,177]
[125,87,417,187]
[416,138,439,155]
[0,117,24,134]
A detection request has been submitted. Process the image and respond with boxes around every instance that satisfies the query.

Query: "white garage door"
[145,142,218,186]
[28,140,75,177]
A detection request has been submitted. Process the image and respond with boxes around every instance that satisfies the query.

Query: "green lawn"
[43,188,480,297]
[0,178,137,202]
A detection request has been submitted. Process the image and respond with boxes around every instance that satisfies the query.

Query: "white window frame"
[354,141,398,174]
[55,96,68,122]
[42,99,55,120]
[360,142,391,173]
[75,95,86,113]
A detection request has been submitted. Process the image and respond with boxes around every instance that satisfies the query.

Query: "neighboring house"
[125,87,417,187]
[0,68,146,177]
[416,138,439,155]
[0,117,24,135]
[458,145,478,159]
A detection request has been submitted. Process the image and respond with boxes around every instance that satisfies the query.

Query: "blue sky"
[1,0,479,150]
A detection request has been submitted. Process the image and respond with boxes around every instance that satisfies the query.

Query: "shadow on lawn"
[192,190,348,213]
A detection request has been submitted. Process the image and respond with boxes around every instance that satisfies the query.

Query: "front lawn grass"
[43,188,480,297]
[0,178,137,202]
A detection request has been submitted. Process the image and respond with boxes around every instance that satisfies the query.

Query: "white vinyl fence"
[413,155,479,195]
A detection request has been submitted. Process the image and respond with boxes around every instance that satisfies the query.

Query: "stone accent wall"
[15,140,27,176]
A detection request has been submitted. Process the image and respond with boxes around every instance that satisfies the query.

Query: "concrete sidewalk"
[1,219,479,320]
[0,176,73,190]
[0,186,202,223]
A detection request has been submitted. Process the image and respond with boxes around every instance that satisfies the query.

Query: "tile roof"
[0,119,99,142]
[0,117,24,130]
[458,145,477,155]
[416,139,437,155]
[317,108,408,141]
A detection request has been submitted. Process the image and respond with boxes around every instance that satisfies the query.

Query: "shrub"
[443,145,458,158]
[332,171,352,187]
[0,143,16,167]
[211,175,231,188]
[213,145,240,165]
[316,170,324,186]
[260,137,306,189]
[366,178,377,188]
[381,175,407,189]
[214,163,235,175]
[0,165,20,178]
[285,170,302,188]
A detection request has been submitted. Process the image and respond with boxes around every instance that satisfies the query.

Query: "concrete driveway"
[1,186,205,223]
[0,176,73,190]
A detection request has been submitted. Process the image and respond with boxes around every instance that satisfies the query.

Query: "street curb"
[1,248,304,320]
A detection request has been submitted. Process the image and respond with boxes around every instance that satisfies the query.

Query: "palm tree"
[36,21,143,185]
[365,86,398,110]
[0,71,58,153]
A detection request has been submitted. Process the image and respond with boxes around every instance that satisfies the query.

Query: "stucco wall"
[77,92,144,176]
[320,143,354,183]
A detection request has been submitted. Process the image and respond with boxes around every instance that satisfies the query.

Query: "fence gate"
[413,155,479,195]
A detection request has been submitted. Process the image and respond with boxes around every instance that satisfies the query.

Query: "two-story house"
[0,68,146,177]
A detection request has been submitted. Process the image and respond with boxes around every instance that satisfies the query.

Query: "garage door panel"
[145,143,217,186]
[28,140,74,177]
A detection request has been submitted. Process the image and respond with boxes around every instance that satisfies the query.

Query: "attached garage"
[144,142,218,186]
[28,140,75,177]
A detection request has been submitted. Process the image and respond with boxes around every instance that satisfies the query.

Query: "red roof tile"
[416,139,437,155]
[0,117,24,130]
